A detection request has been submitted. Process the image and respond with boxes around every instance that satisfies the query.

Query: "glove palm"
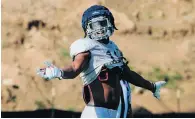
[37,61,62,80]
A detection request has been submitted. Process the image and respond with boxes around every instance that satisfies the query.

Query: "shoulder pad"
[70,38,95,59]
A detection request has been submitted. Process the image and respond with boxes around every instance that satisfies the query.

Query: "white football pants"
[81,80,131,118]
[81,106,117,118]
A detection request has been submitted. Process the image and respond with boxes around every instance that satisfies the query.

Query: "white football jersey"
[70,37,124,85]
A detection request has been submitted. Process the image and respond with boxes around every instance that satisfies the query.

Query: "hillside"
[2,0,195,113]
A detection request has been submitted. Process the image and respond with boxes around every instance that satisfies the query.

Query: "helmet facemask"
[86,16,114,41]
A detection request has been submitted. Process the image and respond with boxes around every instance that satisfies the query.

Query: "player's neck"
[98,38,110,44]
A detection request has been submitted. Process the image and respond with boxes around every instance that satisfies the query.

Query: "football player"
[37,5,166,118]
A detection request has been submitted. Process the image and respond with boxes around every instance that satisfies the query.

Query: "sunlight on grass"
[61,48,69,58]
[141,66,183,89]
[35,101,46,109]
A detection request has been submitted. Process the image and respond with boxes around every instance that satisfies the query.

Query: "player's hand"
[153,81,166,99]
[36,61,62,80]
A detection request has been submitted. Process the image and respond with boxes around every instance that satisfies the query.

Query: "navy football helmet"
[82,5,117,41]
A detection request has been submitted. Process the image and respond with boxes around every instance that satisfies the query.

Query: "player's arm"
[122,63,166,99]
[116,47,153,90]
[122,64,155,92]
[37,51,90,80]
[61,51,90,79]
[118,49,154,91]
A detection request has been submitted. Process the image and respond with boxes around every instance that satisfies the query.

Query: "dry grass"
[2,0,195,113]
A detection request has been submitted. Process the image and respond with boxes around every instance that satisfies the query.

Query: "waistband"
[87,103,118,110]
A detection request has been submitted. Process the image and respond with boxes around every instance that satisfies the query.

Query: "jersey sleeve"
[69,38,94,59]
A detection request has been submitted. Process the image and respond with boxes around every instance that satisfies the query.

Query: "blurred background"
[1,0,195,117]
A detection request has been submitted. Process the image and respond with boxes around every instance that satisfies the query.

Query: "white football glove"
[153,81,166,99]
[37,61,63,80]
